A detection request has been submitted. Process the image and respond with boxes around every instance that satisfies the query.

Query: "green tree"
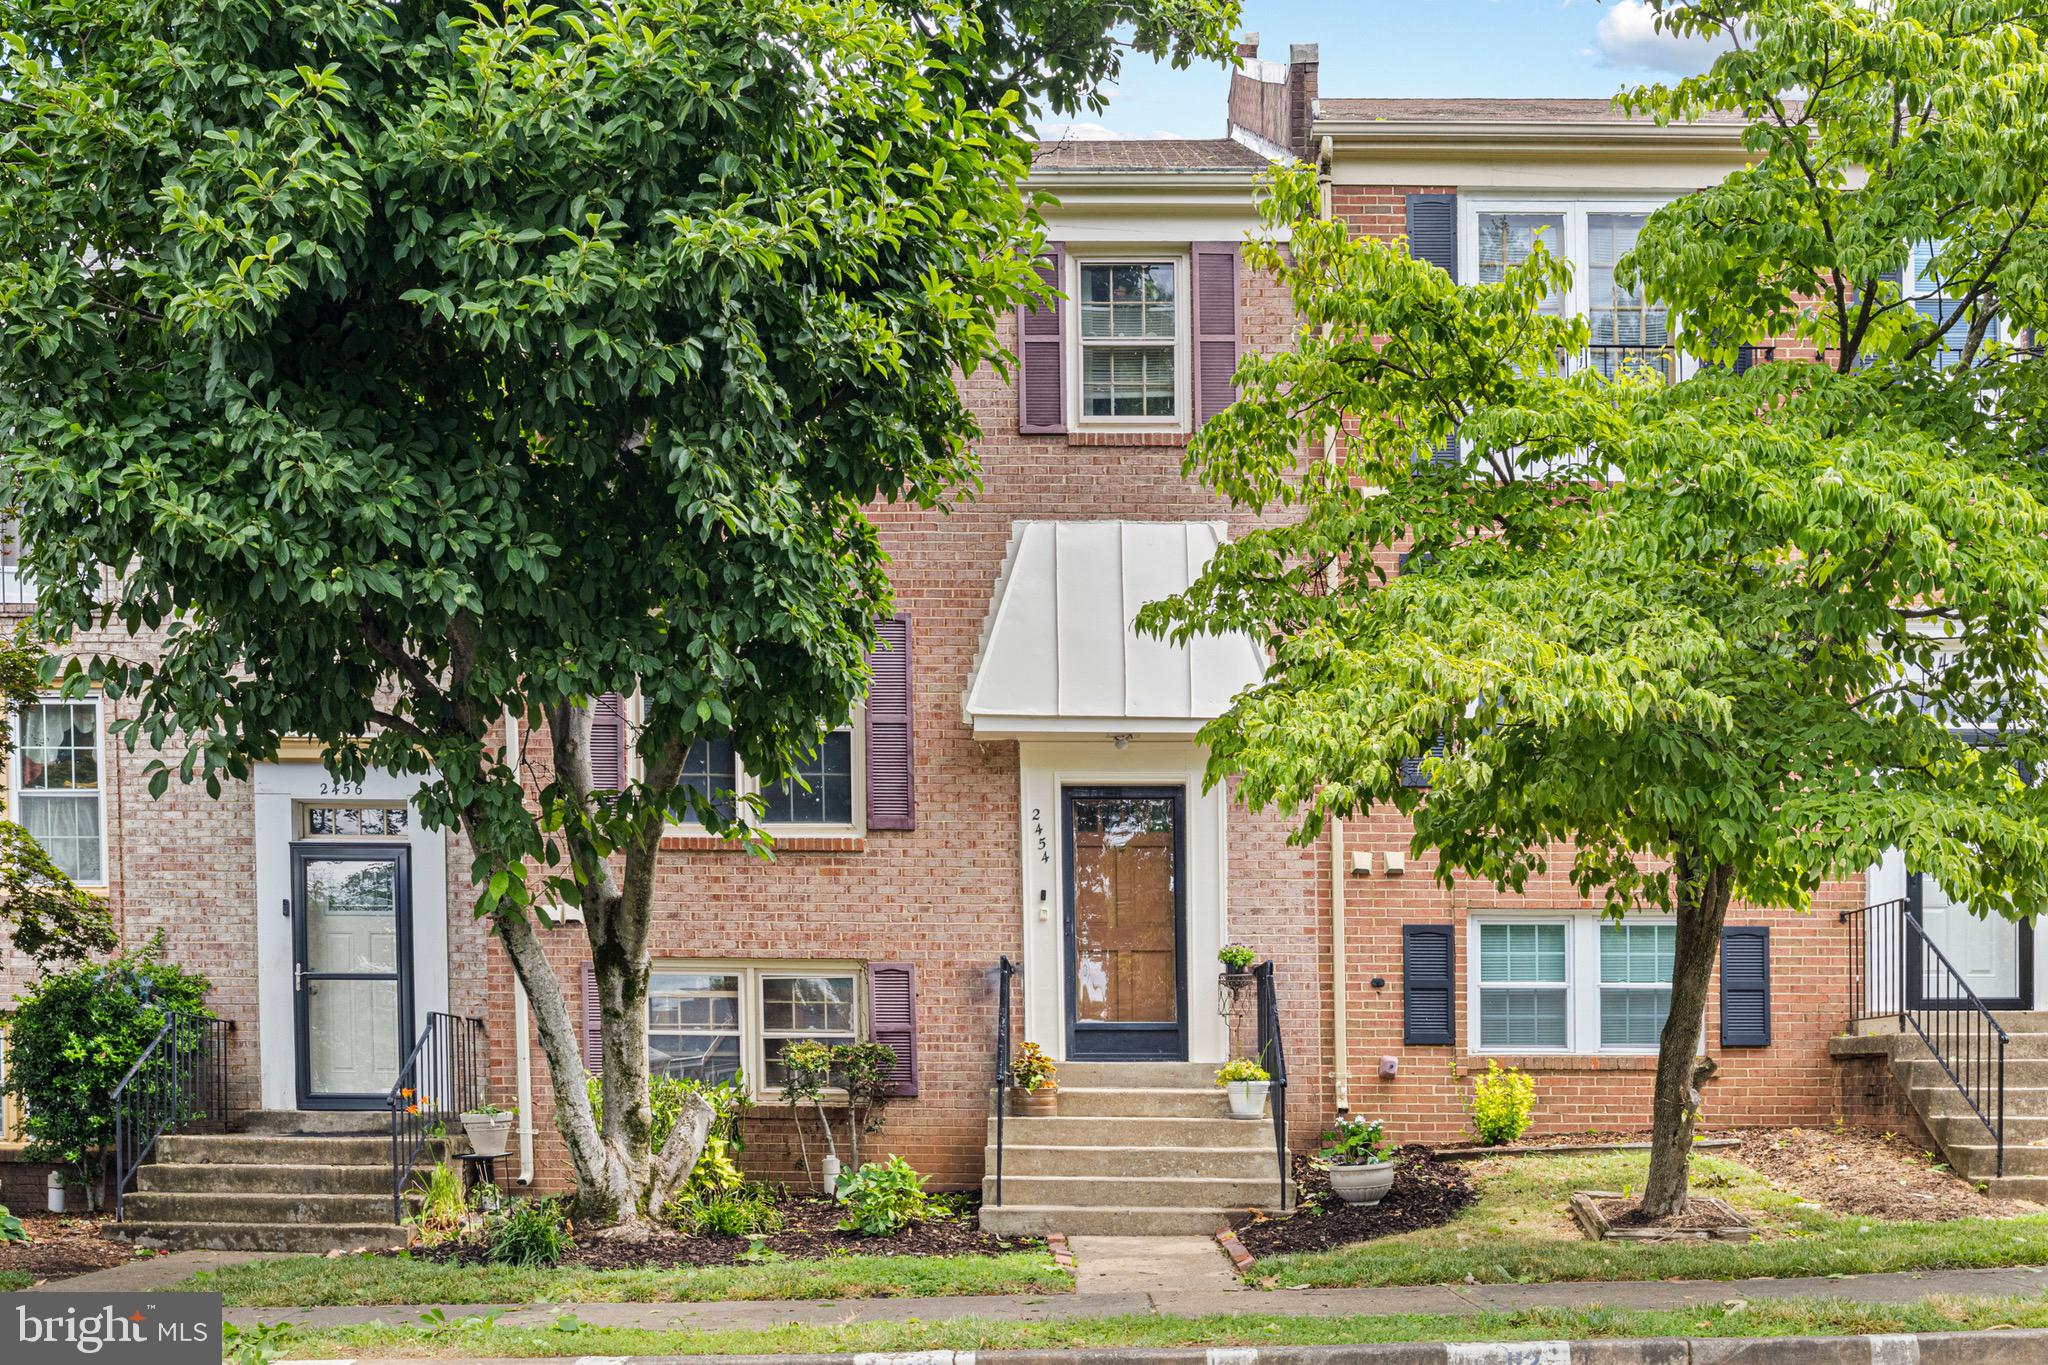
[1145,0,2048,1217]
[0,0,1236,1224]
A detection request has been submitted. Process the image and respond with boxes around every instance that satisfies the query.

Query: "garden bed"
[0,1213,138,1283]
[1731,1127,2040,1221]
[1228,1148,1475,1258]
[403,1190,1037,1271]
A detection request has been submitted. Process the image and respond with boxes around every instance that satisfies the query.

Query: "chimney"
[1226,37,1319,164]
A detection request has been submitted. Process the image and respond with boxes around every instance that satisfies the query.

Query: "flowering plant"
[1010,1042,1057,1093]
[1218,943,1256,972]
[1318,1116,1390,1167]
[1214,1058,1269,1084]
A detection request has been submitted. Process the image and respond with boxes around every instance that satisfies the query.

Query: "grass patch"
[187,1249,1067,1307]
[225,1294,2048,1359]
[0,1270,32,1293]
[1251,1150,2048,1287]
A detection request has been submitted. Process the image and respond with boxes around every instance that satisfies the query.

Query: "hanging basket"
[1216,970,1258,1016]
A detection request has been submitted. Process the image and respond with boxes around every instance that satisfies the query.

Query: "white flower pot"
[1328,1161,1396,1207]
[1224,1079,1270,1120]
[460,1112,513,1158]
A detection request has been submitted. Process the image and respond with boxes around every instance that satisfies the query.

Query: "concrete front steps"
[979,1061,1290,1236]
[108,1110,415,1253]
[1833,1015,2048,1204]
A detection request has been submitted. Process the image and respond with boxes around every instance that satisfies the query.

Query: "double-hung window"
[1069,255,1190,430]
[14,696,104,884]
[1472,916,1678,1054]
[646,963,861,1099]
[658,714,864,837]
[1464,200,1682,385]
[1477,921,1570,1049]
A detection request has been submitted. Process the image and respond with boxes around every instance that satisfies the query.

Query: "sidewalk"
[217,1262,2048,1332]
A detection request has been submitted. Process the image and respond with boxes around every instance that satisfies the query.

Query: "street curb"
[407,1327,2048,1364]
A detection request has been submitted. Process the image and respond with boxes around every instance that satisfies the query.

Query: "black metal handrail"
[1842,897,2009,1175]
[388,1012,487,1221]
[1253,960,1289,1209]
[989,956,1016,1207]
[110,1012,234,1220]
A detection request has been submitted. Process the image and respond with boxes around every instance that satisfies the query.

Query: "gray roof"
[1031,138,1275,173]
[1317,97,1754,126]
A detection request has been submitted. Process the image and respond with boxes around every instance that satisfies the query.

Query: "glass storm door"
[1909,872,2031,1010]
[1063,786,1187,1060]
[292,844,414,1109]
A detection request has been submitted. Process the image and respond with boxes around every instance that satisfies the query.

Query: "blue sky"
[1043,0,1731,140]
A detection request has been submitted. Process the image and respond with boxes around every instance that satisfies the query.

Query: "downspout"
[503,708,536,1186]
[1331,817,1349,1114]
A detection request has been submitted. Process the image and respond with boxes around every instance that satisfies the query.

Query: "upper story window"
[14,697,104,885]
[1068,253,1191,431]
[664,718,864,837]
[0,516,32,608]
[1465,200,1681,384]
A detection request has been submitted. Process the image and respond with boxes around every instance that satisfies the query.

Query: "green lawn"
[187,1248,1068,1307]
[224,1294,2048,1360]
[0,1270,32,1293]
[1253,1150,2048,1287]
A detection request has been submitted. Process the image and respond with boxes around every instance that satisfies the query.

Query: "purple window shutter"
[580,961,603,1071]
[1018,245,1066,433]
[867,961,919,1097]
[865,615,915,830]
[1192,242,1241,426]
[587,693,627,791]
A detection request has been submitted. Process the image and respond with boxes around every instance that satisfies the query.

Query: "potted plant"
[1215,1058,1270,1119]
[1010,1042,1058,1117]
[1218,942,1256,981]
[460,1101,516,1159]
[1319,1116,1395,1206]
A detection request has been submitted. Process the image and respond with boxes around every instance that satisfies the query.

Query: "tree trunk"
[1638,851,1734,1219]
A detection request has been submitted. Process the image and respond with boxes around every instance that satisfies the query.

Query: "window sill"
[1068,429,1192,447]
[660,833,865,854]
[1464,1053,1665,1074]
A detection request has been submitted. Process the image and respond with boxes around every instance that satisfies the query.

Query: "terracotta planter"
[1328,1161,1396,1207]
[1014,1086,1058,1117]
[460,1112,513,1158]
[1224,1079,1270,1119]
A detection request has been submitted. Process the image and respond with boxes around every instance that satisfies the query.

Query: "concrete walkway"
[1065,1235,1244,1295]
[14,1248,282,1292]
[209,1263,2048,1332]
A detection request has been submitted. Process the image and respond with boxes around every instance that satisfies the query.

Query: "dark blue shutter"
[1403,924,1456,1046]
[1406,194,1460,467]
[1400,735,1446,789]
[1719,927,1771,1047]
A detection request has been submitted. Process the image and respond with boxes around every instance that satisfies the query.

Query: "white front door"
[1915,874,2028,1007]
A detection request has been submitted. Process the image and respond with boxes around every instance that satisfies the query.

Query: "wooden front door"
[1063,786,1187,1060]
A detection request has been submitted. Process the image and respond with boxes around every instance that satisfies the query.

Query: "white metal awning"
[962,520,1267,739]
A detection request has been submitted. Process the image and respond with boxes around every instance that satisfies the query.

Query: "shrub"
[1468,1059,1536,1146]
[2,937,211,1188]
[834,1040,898,1167]
[0,1205,26,1244]
[835,1155,931,1235]
[412,1161,466,1244]
[487,1199,572,1268]
[1214,1058,1269,1084]
[669,1183,785,1237]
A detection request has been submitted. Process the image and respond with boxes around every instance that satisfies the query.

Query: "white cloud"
[1037,122,1176,141]
[1590,1,1733,74]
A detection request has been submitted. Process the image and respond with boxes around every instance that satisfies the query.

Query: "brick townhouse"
[2,35,2035,1246]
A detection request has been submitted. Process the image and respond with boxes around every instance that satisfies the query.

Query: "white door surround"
[254,762,449,1110]
[1017,739,1230,1064]
[1868,851,2036,1011]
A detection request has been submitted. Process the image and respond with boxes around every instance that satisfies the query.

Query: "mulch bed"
[1228,1147,1474,1259]
[406,1191,1043,1270]
[1732,1126,2042,1222]
[0,1213,139,1283]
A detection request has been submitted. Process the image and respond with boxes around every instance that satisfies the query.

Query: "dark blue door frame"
[1062,785,1188,1062]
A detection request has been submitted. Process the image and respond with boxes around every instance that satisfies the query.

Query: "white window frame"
[636,701,867,839]
[11,693,107,888]
[1459,197,1693,383]
[296,800,412,841]
[646,960,864,1104]
[1065,249,1194,434]
[1467,913,1681,1057]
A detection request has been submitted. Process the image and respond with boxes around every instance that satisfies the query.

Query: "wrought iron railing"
[110,1013,234,1220]
[1253,960,1289,1209]
[388,1013,487,1222]
[1842,897,2008,1174]
[988,956,1016,1207]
